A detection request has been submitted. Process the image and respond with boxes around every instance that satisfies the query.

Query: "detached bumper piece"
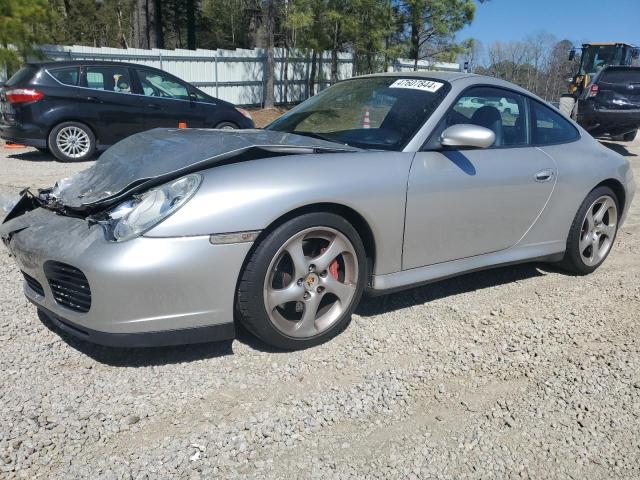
[38,306,236,348]
[44,261,92,313]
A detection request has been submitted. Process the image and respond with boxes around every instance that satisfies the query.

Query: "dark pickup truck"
[578,66,640,141]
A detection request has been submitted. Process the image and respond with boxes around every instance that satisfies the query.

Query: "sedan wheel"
[48,121,96,162]
[560,186,619,274]
[237,213,366,350]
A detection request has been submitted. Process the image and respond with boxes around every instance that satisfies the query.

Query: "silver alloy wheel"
[579,195,617,266]
[263,227,359,338]
[56,126,90,159]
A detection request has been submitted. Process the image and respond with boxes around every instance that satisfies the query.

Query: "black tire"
[236,212,367,350]
[622,130,637,142]
[215,121,239,130]
[48,121,96,162]
[559,186,619,275]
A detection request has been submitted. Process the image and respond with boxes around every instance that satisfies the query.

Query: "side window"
[48,67,79,86]
[448,86,527,147]
[85,66,132,94]
[137,69,189,100]
[531,100,579,145]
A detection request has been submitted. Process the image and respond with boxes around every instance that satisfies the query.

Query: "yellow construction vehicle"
[559,42,639,117]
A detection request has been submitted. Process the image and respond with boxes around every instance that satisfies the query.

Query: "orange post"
[178,122,187,129]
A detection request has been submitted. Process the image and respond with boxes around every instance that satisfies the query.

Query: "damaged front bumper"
[1,208,251,347]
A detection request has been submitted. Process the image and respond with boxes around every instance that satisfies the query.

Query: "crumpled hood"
[54,128,358,210]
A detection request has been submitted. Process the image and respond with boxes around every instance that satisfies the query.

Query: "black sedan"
[0,61,254,162]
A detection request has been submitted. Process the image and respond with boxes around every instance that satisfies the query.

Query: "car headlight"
[110,174,202,241]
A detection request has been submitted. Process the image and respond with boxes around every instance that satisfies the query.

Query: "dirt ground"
[247,107,288,128]
[0,136,638,479]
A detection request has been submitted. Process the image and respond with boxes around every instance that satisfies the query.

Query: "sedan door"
[134,68,207,129]
[81,65,146,146]
[403,87,557,270]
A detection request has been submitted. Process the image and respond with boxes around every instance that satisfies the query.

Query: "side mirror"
[569,49,576,61]
[440,124,495,149]
[188,90,198,102]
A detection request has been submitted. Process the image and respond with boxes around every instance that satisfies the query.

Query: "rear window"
[599,68,640,85]
[48,67,80,86]
[5,66,37,87]
[531,100,579,145]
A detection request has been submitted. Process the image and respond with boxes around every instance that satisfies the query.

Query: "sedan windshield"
[266,76,450,150]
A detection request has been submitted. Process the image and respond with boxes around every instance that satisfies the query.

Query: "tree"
[401,0,477,70]
[0,0,51,75]
[262,0,276,107]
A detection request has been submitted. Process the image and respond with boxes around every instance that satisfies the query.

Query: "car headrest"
[470,106,502,127]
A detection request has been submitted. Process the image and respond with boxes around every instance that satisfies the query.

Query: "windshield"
[580,45,624,75]
[266,76,450,150]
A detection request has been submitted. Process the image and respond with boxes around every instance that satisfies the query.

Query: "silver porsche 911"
[1,72,635,350]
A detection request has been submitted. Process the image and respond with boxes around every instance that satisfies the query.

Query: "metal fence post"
[158,52,163,70]
[214,56,219,98]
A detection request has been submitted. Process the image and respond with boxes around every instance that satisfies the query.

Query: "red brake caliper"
[320,247,340,280]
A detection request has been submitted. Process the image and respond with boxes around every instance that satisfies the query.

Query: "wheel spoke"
[285,236,309,279]
[323,276,356,304]
[585,209,595,231]
[579,232,592,253]
[296,294,322,337]
[314,235,348,272]
[599,223,616,238]
[593,201,609,224]
[266,283,303,311]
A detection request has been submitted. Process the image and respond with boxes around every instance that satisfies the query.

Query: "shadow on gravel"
[600,141,637,157]
[5,149,54,162]
[357,262,548,317]
[38,310,234,367]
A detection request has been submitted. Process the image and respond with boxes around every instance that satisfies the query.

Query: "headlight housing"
[109,174,201,242]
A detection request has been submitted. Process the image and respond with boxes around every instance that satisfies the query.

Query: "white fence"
[38,45,355,106]
[12,45,459,105]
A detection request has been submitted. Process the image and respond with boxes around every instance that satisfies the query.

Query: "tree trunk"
[133,0,149,49]
[410,21,419,71]
[186,0,196,50]
[154,0,164,49]
[330,22,339,84]
[283,40,290,105]
[263,0,276,108]
[147,0,157,48]
[308,49,317,98]
[114,2,128,48]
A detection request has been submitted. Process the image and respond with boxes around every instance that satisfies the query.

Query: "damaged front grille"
[22,271,45,297]
[43,261,91,313]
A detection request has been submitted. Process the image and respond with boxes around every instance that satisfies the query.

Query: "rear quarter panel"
[521,133,634,246]
[145,151,413,275]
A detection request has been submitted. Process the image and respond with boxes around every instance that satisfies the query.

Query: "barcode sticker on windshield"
[389,79,443,92]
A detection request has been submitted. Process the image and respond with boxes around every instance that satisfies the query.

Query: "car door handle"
[86,96,101,102]
[145,103,161,110]
[535,169,555,182]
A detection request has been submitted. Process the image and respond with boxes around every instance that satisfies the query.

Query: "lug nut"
[320,270,328,278]
[317,286,325,294]
[303,292,310,300]
[308,264,315,272]
[297,278,303,286]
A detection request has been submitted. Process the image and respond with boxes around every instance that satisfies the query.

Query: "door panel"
[403,147,556,269]
[135,68,207,130]
[82,66,145,145]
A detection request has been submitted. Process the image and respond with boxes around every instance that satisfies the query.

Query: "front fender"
[145,152,414,275]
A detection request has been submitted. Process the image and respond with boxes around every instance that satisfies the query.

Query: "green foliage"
[0,0,51,73]
[1,0,486,78]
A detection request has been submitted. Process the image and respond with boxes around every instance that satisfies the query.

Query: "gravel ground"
[0,140,639,479]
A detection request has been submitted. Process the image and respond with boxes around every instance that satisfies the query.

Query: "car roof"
[27,60,161,70]
[360,71,534,94]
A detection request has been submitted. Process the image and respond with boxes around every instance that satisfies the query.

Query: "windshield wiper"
[294,131,351,147]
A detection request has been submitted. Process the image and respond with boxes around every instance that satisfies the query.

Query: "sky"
[458,0,640,47]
